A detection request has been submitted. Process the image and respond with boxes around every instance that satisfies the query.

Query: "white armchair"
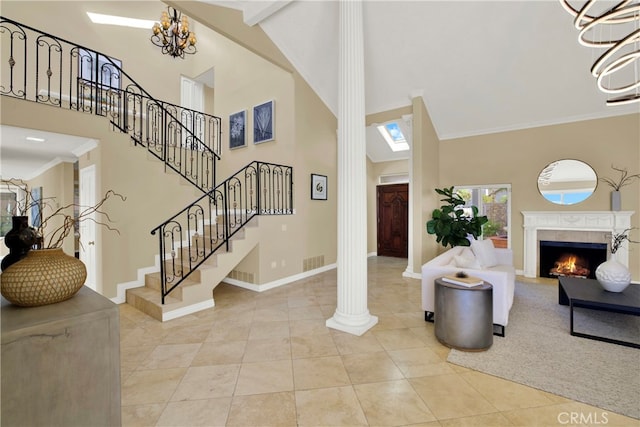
[421,241,515,336]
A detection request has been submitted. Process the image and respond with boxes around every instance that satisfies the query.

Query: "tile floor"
[119,256,637,426]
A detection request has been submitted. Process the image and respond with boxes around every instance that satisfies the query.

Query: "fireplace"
[522,211,633,278]
[539,240,607,279]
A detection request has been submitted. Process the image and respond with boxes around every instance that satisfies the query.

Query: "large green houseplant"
[426,186,488,248]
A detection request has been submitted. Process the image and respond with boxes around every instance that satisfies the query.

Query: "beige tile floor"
[119,256,638,427]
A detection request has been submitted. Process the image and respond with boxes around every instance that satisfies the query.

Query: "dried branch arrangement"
[2,178,50,216]
[599,165,640,191]
[611,228,639,254]
[2,178,126,249]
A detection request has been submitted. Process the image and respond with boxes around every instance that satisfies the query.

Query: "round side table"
[434,277,493,351]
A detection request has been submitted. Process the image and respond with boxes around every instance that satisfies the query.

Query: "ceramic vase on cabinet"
[0,248,87,307]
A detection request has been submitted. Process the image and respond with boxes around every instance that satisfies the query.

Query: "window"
[78,49,122,89]
[454,185,511,248]
[1,192,17,237]
[0,185,25,238]
[377,122,409,152]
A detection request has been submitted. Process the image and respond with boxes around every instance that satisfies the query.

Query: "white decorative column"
[326,0,378,336]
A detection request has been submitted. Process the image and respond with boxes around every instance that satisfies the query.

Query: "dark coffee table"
[558,277,640,349]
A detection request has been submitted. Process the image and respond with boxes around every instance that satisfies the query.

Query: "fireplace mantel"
[522,211,634,278]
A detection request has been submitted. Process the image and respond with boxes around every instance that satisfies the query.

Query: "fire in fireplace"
[539,240,607,280]
[549,254,590,277]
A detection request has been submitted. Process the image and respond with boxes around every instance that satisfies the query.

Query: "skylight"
[377,122,409,152]
[86,12,155,29]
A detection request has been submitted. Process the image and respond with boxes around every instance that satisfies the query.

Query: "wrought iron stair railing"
[0,17,221,193]
[1,18,295,304]
[151,161,293,303]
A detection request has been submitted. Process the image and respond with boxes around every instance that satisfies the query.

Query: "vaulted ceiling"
[202,0,639,141]
[3,1,638,179]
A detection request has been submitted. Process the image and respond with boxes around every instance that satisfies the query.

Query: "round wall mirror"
[537,159,597,205]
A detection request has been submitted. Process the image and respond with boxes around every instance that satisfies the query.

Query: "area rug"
[447,281,640,419]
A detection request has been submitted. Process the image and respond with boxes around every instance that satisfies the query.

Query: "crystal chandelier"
[560,0,640,106]
[151,6,197,59]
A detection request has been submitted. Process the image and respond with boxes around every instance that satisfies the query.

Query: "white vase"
[595,259,631,292]
[611,191,621,211]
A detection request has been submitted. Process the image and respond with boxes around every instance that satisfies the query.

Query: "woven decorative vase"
[0,248,87,307]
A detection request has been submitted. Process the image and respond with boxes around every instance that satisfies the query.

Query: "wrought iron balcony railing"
[1,17,295,304]
[151,162,294,303]
[0,16,221,193]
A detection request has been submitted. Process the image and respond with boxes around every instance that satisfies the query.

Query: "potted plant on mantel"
[595,228,638,293]
[599,165,640,211]
[0,178,126,307]
[426,186,488,248]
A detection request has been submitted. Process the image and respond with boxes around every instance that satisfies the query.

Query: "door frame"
[79,164,97,291]
[376,183,409,258]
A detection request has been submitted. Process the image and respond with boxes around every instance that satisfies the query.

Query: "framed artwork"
[311,174,327,200]
[229,110,247,149]
[253,100,275,144]
[31,186,42,228]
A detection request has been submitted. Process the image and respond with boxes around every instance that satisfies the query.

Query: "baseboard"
[162,299,215,321]
[403,270,421,279]
[224,263,338,292]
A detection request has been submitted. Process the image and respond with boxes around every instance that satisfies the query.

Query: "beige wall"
[27,162,76,257]
[0,163,74,258]
[1,1,339,296]
[438,113,640,280]
[176,0,339,280]
[414,97,442,271]
[3,1,637,296]
[0,1,195,106]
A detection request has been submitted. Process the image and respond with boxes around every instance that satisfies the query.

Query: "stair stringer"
[125,217,260,321]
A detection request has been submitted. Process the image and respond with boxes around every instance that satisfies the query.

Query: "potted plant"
[426,186,488,248]
[0,178,125,306]
[599,165,640,211]
[595,228,638,292]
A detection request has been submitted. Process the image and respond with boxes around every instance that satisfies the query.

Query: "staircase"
[136,160,293,321]
[0,17,294,321]
[127,218,260,321]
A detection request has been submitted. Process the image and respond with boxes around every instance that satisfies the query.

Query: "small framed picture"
[311,174,327,200]
[229,110,247,149]
[253,100,274,144]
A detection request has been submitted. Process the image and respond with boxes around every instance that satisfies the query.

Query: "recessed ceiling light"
[26,136,45,143]
[86,12,155,29]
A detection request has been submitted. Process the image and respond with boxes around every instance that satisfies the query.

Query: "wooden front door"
[377,183,409,258]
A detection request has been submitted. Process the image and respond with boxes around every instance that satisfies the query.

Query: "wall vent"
[303,255,325,272]
[229,270,255,284]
